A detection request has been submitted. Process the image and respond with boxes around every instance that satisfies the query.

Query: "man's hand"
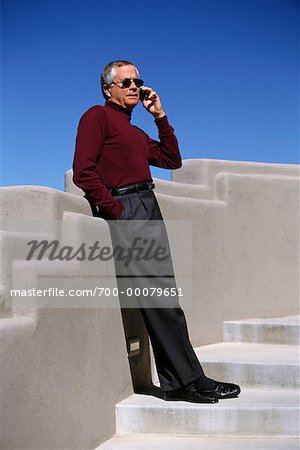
[140,86,166,119]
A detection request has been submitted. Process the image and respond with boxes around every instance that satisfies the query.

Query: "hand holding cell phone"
[140,86,166,119]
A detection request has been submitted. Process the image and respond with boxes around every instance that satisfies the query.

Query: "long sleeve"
[72,106,123,219]
[147,115,182,169]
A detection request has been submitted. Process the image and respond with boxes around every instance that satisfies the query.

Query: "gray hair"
[100,60,139,98]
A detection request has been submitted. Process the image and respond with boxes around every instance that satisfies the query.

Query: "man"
[73,60,241,403]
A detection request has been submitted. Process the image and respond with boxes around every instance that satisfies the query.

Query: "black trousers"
[105,189,205,391]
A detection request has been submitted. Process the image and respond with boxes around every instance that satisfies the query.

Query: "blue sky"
[1,0,299,190]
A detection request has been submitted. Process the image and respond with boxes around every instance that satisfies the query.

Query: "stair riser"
[201,362,299,388]
[97,436,300,450]
[224,324,300,345]
[116,406,299,437]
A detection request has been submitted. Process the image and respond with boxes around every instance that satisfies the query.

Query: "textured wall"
[0,187,133,449]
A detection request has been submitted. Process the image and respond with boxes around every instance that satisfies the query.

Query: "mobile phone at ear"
[140,89,149,101]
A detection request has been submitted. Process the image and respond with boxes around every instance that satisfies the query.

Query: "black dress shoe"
[163,383,219,403]
[199,381,241,399]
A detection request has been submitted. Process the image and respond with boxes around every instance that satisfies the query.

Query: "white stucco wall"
[0,187,133,449]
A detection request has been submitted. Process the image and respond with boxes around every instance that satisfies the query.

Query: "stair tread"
[97,435,299,449]
[195,342,299,364]
[117,387,299,409]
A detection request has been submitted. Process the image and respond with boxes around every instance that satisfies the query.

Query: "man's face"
[107,65,141,110]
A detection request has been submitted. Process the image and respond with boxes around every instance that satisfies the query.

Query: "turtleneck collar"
[106,100,132,119]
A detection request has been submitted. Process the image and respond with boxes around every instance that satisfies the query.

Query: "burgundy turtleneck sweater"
[73,100,182,219]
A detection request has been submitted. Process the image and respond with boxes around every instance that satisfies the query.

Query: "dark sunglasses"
[111,78,144,89]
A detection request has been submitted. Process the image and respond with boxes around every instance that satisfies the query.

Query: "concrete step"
[195,342,299,388]
[114,388,299,437]
[96,434,299,449]
[224,316,300,345]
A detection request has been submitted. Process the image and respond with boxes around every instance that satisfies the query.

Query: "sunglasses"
[111,78,144,89]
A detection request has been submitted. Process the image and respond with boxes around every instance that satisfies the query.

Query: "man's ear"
[103,84,111,98]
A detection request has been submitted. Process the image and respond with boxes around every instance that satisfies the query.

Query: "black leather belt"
[110,181,155,196]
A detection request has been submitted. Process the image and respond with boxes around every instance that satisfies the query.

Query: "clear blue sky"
[1,0,299,190]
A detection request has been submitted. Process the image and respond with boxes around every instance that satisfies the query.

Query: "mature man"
[73,60,240,403]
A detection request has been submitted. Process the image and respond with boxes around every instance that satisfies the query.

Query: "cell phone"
[140,89,149,101]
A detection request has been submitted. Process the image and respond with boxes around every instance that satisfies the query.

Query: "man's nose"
[129,81,138,90]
